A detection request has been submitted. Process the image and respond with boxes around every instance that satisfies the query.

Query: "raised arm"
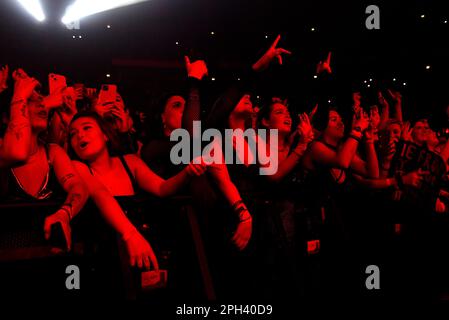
[0,69,38,167]
[182,56,208,135]
[388,89,403,122]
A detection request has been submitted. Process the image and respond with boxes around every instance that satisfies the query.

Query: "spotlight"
[106,74,111,78]
[62,0,149,24]
[393,78,396,81]
[313,75,318,79]
[426,65,431,70]
[211,77,216,81]
[420,14,425,19]
[17,0,46,22]
[311,27,315,31]
[403,82,407,86]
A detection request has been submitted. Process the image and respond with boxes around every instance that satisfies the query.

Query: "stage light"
[311,27,315,31]
[313,75,318,79]
[367,84,371,88]
[364,80,367,84]
[237,78,241,81]
[369,78,373,82]
[393,78,396,81]
[106,74,111,78]
[211,77,216,81]
[210,31,215,35]
[107,24,111,28]
[444,20,448,24]
[403,82,407,86]
[420,14,425,19]
[78,35,82,38]
[265,35,268,39]
[17,0,46,22]
[328,99,331,103]
[175,41,179,45]
[61,0,149,25]
[72,35,75,39]
[426,65,431,70]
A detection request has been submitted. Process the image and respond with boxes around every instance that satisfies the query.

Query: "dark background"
[1,0,448,125]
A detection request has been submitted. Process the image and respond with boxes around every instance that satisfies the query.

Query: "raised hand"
[184,56,208,80]
[401,121,413,142]
[252,35,292,71]
[378,91,389,109]
[387,89,402,103]
[316,52,332,74]
[110,106,132,133]
[308,103,318,121]
[11,69,40,102]
[352,107,369,132]
[352,92,361,114]
[0,65,9,93]
[369,106,381,130]
[85,88,97,100]
[297,113,314,144]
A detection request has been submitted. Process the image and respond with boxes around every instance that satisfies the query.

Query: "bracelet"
[60,206,72,222]
[231,199,245,211]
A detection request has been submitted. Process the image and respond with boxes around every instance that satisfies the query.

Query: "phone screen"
[48,73,67,94]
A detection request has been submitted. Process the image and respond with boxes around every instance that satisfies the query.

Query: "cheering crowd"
[1,35,449,302]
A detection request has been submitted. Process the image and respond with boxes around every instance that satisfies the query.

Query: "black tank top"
[88,155,140,196]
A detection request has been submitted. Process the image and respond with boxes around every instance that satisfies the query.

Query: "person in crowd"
[0,68,89,251]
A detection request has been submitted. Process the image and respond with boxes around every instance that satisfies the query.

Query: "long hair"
[67,111,122,162]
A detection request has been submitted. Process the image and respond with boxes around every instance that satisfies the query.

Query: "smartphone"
[97,84,117,106]
[48,223,66,250]
[141,269,168,291]
[48,73,67,94]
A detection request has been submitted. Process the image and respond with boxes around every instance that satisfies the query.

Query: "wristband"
[59,206,72,222]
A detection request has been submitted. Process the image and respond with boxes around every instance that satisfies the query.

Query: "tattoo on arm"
[61,173,75,185]
[20,104,28,119]
[5,122,30,141]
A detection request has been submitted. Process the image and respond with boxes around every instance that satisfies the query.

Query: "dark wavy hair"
[67,111,123,162]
